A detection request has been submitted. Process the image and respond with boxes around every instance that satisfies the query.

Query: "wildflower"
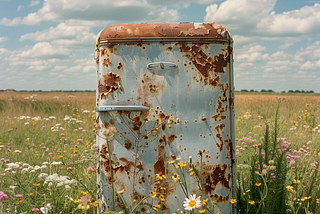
[301,196,311,202]
[155,172,166,180]
[15,194,23,199]
[293,179,300,184]
[32,208,39,212]
[248,200,255,205]
[172,173,180,182]
[317,198,320,204]
[77,139,83,143]
[67,167,73,171]
[199,209,206,213]
[201,199,208,206]
[150,191,156,198]
[286,186,296,194]
[255,183,261,187]
[159,194,165,201]
[87,167,94,172]
[116,190,124,194]
[168,160,175,164]
[230,199,237,204]
[183,194,201,211]
[0,191,9,201]
[40,203,51,214]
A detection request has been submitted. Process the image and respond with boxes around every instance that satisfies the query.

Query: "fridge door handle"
[96,105,150,112]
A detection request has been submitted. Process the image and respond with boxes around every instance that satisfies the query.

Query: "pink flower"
[64,144,68,147]
[0,158,5,161]
[307,141,312,145]
[67,167,73,171]
[0,191,9,201]
[77,139,83,143]
[82,129,86,132]
[32,208,39,212]
[60,133,64,137]
[48,152,53,156]
[15,194,23,199]
[73,129,78,132]
[87,167,94,172]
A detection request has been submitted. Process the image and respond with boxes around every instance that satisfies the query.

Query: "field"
[0,91,320,213]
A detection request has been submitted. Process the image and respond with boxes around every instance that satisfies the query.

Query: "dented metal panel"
[95,22,235,214]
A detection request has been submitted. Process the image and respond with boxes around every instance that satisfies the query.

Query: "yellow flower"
[248,200,255,205]
[159,194,165,201]
[155,172,166,180]
[172,173,180,182]
[201,199,208,206]
[293,179,300,184]
[81,191,89,195]
[168,160,175,164]
[317,198,320,204]
[199,209,206,213]
[33,183,40,186]
[301,196,311,202]
[190,171,195,176]
[255,183,261,187]
[230,199,237,204]
[286,186,296,194]
[26,193,34,196]
[116,190,124,194]
[150,191,156,198]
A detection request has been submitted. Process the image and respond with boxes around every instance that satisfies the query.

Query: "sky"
[0,0,320,92]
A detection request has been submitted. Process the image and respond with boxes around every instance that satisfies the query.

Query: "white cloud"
[148,0,218,8]
[0,37,8,42]
[204,0,320,37]
[258,3,320,36]
[18,42,71,59]
[204,0,277,31]
[300,60,320,70]
[280,43,293,49]
[19,23,95,47]
[0,17,22,26]
[30,1,40,7]
[1,0,180,26]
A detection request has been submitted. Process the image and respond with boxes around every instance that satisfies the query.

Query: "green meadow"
[0,91,319,214]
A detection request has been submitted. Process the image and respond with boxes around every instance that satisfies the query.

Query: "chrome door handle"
[96,105,150,112]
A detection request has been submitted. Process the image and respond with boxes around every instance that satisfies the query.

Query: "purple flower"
[15,194,23,199]
[0,191,9,201]
[87,167,94,172]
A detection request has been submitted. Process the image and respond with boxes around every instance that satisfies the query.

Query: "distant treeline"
[238,89,315,93]
[0,89,95,92]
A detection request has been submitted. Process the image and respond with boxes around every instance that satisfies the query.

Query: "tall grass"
[1,91,320,214]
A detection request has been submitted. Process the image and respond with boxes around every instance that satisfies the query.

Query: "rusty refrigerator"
[95,22,236,214]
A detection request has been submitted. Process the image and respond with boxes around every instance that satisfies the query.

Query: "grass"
[0,91,320,213]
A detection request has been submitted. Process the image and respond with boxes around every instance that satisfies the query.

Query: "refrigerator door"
[96,23,235,214]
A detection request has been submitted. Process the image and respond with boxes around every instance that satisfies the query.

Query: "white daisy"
[183,194,201,211]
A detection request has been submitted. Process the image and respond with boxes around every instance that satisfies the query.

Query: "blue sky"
[0,0,320,92]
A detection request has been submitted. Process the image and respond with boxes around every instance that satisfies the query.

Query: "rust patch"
[168,134,176,142]
[100,22,227,39]
[215,123,225,151]
[102,58,111,67]
[203,164,230,195]
[117,62,123,70]
[153,144,166,175]
[178,43,229,87]
[98,72,122,98]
